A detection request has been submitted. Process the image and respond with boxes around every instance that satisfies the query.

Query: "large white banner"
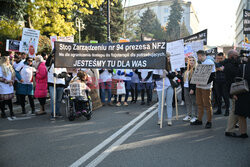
[190,64,214,85]
[167,39,185,70]
[19,28,40,58]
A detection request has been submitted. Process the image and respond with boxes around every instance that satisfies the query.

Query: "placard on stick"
[190,64,214,85]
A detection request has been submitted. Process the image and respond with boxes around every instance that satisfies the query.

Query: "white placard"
[50,36,57,50]
[190,64,214,85]
[58,36,74,43]
[189,40,204,59]
[69,82,87,97]
[167,39,185,70]
[19,28,40,58]
[6,39,20,52]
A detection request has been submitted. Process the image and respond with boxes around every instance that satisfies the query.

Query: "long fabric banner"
[54,41,166,69]
[184,29,207,45]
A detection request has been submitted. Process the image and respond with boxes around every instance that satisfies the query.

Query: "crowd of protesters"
[0,48,249,138]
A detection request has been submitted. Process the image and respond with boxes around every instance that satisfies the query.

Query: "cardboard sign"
[19,28,40,58]
[6,39,20,52]
[69,82,87,97]
[50,36,57,50]
[190,64,214,85]
[58,36,74,43]
[167,39,185,70]
[184,45,194,58]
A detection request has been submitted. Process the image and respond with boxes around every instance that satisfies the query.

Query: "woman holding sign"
[153,54,177,126]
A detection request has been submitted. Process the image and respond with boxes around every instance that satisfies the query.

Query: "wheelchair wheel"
[86,115,91,120]
[68,113,75,121]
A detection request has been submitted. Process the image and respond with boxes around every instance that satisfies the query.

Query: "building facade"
[124,0,199,35]
[235,0,250,46]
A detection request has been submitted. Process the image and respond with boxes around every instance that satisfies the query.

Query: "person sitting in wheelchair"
[69,71,91,116]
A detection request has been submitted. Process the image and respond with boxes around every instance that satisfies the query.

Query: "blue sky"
[124,0,241,46]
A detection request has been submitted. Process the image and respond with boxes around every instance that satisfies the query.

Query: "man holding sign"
[190,50,215,129]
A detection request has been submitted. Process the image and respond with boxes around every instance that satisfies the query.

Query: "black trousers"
[215,82,230,111]
[140,83,153,103]
[0,99,14,116]
[131,83,139,101]
[19,95,35,113]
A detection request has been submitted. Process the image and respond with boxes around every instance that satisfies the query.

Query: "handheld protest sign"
[190,64,214,85]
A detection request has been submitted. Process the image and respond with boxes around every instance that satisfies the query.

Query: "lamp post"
[107,0,111,43]
[75,17,85,43]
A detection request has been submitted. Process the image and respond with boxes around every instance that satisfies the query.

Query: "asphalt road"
[0,92,249,167]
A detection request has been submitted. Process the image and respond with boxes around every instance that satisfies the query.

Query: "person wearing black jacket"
[138,69,153,105]
[233,57,250,138]
[214,52,230,116]
[182,56,197,123]
[220,50,240,137]
[191,50,216,129]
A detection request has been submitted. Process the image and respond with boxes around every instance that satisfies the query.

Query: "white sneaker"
[183,115,191,121]
[167,120,172,126]
[190,117,197,123]
[157,120,161,125]
[180,101,185,106]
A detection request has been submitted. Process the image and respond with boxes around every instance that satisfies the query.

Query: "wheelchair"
[64,88,92,121]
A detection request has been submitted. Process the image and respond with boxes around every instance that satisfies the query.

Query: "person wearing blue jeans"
[153,54,177,126]
[99,69,113,106]
[46,55,67,120]
[157,86,174,122]
[49,86,64,116]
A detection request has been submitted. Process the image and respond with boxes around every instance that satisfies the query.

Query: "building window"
[164,8,168,13]
[164,17,168,23]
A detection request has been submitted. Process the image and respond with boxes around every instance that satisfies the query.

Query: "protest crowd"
[0,46,250,139]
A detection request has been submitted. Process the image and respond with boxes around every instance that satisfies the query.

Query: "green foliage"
[81,0,123,43]
[166,0,183,41]
[123,10,140,41]
[37,35,52,54]
[138,8,165,41]
[28,0,104,37]
[0,18,22,55]
[0,0,27,21]
[180,21,190,38]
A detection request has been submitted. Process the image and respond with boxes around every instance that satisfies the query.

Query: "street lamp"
[107,0,111,43]
[75,17,85,43]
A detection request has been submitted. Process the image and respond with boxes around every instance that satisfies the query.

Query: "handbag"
[170,78,179,88]
[116,81,126,95]
[230,64,249,95]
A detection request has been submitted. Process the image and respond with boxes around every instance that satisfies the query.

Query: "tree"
[123,10,140,41]
[0,0,27,21]
[28,0,104,37]
[0,17,22,54]
[166,0,183,41]
[138,8,165,41]
[81,0,124,43]
[180,21,190,38]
